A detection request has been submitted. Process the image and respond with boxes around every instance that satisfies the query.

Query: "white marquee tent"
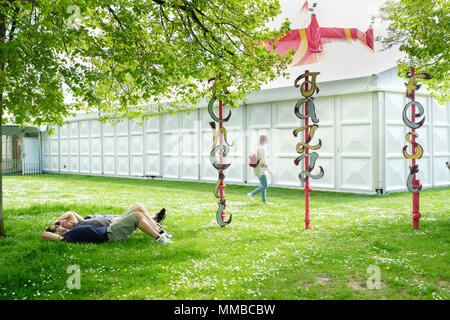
[41,63,450,194]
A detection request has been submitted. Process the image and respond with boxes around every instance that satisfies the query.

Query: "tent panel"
[80,120,89,138]
[42,154,50,172]
[80,137,89,155]
[145,132,160,153]
[146,155,160,176]
[48,155,56,171]
[103,122,114,136]
[117,155,129,176]
[91,156,102,174]
[144,115,161,177]
[226,106,244,130]
[50,156,59,171]
[70,156,79,172]
[432,126,449,154]
[91,120,102,137]
[200,155,217,182]
[247,103,271,129]
[80,120,91,174]
[226,129,244,156]
[60,124,68,138]
[116,120,130,176]
[145,117,160,131]
[131,119,143,135]
[180,156,198,180]
[117,136,129,155]
[49,127,60,172]
[385,92,405,123]
[415,156,432,189]
[274,156,301,187]
[69,139,80,173]
[69,122,78,137]
[162,113,180,179]
[131,135,144,155]
[432,99,450,187]
[116,120,128,136]
[42,135,50,162]
[163,155,179,179]
[90,137,101,156]
[60,155,68,172]
[224,156,244,183]
[434,158,450,187]
[340,158,373,192]
[386,158,407,191]
[181,110,197,131]
[163,133,179,156]
[337,93,374,192]
[385,125,406,157]
[59,137,68,155]
[59,137,69,172]
[102,137,114,156]
[103,155,115,175]
[80,156,90,173]
[180,132,199,180]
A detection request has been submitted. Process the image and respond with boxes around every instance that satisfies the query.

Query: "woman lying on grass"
[41,204,172,245]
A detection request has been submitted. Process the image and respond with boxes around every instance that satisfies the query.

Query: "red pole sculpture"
[219,99,227,224]
[410,68,420,229]
[293,70,323,229]
[402,67,431,229]
[208,76,233,227]
[304,73,311,229]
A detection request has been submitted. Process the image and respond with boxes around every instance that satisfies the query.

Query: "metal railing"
[22,161,41,175]
[2,158,21,173]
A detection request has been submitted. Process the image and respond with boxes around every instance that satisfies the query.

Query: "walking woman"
[248,134,272,204]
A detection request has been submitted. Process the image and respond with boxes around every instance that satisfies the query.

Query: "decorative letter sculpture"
[208,96,233,227]
[402,67,431,229]
[293,70,323,229]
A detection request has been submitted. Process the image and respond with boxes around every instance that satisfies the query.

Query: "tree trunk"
[0,113,4,237]
[0,6,6,237]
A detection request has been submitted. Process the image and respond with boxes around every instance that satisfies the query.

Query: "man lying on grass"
[41,204,172,245]
[49,205,166,230]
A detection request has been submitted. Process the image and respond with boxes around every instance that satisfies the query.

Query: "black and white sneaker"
[155,208,166,223]
[160,230,173,239]
[156,234,173,245]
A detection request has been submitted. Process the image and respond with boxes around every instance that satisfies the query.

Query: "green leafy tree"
[0,0,292,237]
[378,0,449,103]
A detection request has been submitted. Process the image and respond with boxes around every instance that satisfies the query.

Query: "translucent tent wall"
[41,66,450,194]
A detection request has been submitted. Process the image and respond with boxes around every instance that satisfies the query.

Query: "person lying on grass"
[41,204,172,245]
[49,206,166,230]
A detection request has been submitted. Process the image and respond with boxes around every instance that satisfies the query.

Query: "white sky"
[269,0,391,32]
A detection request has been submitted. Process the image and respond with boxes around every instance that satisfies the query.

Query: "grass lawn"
[0,173,449,300]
